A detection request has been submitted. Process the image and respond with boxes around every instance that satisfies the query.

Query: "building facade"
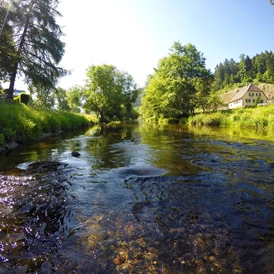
[229,84,268,109]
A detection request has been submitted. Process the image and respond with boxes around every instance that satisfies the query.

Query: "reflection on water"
[0,122,274,273]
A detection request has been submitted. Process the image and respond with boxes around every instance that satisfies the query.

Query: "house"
[228,84,268,109]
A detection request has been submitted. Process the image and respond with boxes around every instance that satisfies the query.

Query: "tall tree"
[142,42,212,119]
[2,0,67,99]
[0,1,16,82]
[213,63,225,90]
[244,55,253,78]
[83,64,139,122]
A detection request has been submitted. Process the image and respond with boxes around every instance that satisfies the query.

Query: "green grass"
[0,101,96,144]
[189,104,274,130]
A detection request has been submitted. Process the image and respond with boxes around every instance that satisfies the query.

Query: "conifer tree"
[0,0,67,98]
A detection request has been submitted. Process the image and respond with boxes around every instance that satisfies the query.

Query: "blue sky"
[10,0,274,90]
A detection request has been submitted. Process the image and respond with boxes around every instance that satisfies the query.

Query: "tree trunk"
[7,0,35,99]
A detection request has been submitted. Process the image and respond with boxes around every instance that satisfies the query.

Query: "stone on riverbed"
[26,161,67,172]
[71,151,81,157]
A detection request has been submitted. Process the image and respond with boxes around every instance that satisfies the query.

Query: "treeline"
[214,51,274,90]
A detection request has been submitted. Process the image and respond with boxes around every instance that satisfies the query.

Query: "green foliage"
[141,42,213,119]
[0,101,93,143]
[29,84,55,109]
[214,50,274,91]
[0,2,16,83]
[189,112,227,126]
[189,104,274,130]
[83,64,139,122]
[66,85,84,110]
[55,87,70,111]
[1,0,67,97]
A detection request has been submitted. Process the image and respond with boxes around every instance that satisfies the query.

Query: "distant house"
[228,84,268,109]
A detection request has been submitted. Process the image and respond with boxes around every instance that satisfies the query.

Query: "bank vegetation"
[0,101,96,146]
[188,104,274,130]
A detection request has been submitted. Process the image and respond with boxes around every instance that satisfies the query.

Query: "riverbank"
[188,104,274,130]
[0,101,97,154]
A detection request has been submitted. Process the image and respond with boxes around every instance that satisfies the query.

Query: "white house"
[229,84,268,109]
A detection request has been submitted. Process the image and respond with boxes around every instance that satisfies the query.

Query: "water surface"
[0,123,274,273]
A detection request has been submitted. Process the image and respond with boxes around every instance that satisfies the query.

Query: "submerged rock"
[26,161,67,172]
[72,151,81,157]
[0,141,19,155]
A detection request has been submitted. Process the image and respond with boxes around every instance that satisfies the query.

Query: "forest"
[213,51,274,90]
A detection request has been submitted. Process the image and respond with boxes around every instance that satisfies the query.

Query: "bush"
[189,112,226,127]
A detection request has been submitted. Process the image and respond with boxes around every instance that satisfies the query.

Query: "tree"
[142,42,213,119]
[29,84,55,109]
[213,63,225,90]
[2,0,67,99]
[0,1,16,82]
[55,87,71,111]
[238,54,247,82]
[245,55,253,78]
[83,64,139,122]
[66,85,84,112]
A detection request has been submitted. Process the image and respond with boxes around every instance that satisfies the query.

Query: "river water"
[0,122,274,273]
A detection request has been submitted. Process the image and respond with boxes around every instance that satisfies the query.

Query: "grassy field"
[0,101,97,145]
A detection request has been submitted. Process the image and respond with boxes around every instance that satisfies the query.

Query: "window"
[249,92,254,96]
[253,99,256,103]
[246,99,251,103]
[261,100,264,103]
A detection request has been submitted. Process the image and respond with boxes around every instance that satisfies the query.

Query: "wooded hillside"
[214,51,274,91]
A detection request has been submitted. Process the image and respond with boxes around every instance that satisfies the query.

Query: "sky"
[8,0,274,90]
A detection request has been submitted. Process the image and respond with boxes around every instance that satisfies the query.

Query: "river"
[0,122,274,273]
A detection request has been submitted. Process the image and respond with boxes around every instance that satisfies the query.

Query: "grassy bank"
[189,104,274,130]
[0,101,97,145]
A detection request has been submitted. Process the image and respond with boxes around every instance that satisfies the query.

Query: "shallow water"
[0,122,274,273]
